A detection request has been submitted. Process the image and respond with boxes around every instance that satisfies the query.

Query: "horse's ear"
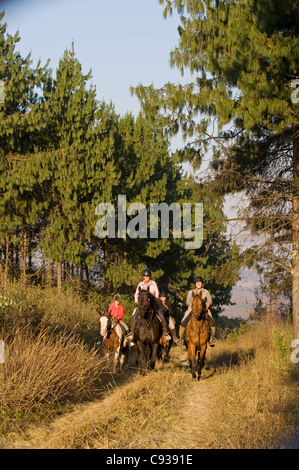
[192,291,195,299]
[139,286,142,292]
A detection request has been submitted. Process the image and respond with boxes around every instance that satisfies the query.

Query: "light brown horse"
[185,291,210,380]
[99,312,129,372]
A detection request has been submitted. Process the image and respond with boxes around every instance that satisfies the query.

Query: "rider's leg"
[175,307,192,344]
[155,309,172,341]
[168,316,179,341]
[207,309,217,346]
[127,307,138,342]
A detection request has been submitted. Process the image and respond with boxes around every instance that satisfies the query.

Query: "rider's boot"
[127,314,137,346]
[175,325,186,345]
[156,310,172,341]
[171,328,180,343]
[209,326,217,347]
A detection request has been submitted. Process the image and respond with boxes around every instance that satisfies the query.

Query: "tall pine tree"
[133,0,299,336]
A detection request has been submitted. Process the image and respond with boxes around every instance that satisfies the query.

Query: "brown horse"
[99,312,129,372]
[185,291,210,380]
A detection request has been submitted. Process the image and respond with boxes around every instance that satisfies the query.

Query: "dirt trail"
[1,344,218,449]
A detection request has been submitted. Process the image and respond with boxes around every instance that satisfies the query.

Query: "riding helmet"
[160,291,168,298]
[194,276,204,284]
[142,268,151,278]
[113,294,121,302]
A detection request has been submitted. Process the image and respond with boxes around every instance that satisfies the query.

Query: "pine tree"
[0,12,50,286]
[133,0,299,337]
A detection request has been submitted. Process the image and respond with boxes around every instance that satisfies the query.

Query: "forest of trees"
[0,10,241,315]
[1,0,298,335]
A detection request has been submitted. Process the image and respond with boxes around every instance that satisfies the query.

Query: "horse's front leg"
[112,339,122,372]
[188,342,197,380]
[197,344,207,380]
[149,343,159,370]
[136,341,146,372]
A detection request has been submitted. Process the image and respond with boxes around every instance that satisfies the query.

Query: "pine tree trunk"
[84,262,90,286]
[41,255,45,286]
[4,235,9,288]
[292,129,299,340]
[0,243,3,287]
[76,263,81,288]
[57,260,62,292]
[21,231,27,284]
[47,259,53,285]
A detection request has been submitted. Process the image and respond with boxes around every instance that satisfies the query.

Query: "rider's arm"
[134,283,141,303]
[186,290,193,307]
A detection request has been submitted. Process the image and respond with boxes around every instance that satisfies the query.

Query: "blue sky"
[0,0,191,117]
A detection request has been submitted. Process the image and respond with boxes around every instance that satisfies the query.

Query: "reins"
[190,311,209,337]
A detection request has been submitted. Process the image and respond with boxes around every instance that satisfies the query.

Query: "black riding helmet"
[160,291,168,298]
[194,276,204,284]
[142,268,151,278]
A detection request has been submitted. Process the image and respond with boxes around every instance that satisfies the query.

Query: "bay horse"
[99,312,129,372]
[185,291,210,380]
[133,287,163,371]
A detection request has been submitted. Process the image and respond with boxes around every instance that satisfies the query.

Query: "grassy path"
[2,321,298,450]
[1,344,218,449]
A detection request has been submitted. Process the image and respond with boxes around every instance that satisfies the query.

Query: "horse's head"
[137,286,152,317]
[100,312,111,337]
[191,290,204,320]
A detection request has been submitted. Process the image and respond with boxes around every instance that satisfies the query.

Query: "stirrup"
[175,337,183,345]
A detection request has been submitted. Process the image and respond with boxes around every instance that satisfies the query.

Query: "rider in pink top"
[134,279,159,303]
[108,302,124,321]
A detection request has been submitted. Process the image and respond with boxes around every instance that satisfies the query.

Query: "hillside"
[221,268,257,319]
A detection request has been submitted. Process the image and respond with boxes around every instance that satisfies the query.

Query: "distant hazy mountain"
[221,268,258,319]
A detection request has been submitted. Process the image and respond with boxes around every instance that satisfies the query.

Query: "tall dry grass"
[0,283,108,435]
[0,327,106,411]
[205,317,299,448]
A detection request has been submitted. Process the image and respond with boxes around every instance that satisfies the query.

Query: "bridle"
[190,297,208,336]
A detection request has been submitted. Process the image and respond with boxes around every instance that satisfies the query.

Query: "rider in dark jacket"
[128,269,171,343]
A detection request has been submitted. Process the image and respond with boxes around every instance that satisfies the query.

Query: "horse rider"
[157,291,179,342]
[108,294,130,336]
[97,294,129,345]
[127,268,172,343]
[177,276,217,346]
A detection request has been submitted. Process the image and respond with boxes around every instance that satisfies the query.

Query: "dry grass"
[0,326,109,438]
[204,317,299,448]
[0,285,298,450]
